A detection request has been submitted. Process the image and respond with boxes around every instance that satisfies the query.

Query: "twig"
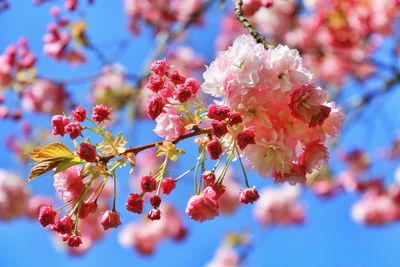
[99,127,211,164]
[234,0,272,48]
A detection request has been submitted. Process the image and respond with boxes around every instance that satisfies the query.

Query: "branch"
[234,0,272,48]
[100,126,211,163]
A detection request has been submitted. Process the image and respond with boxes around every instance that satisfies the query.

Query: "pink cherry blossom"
[0,170,29,221]
[53,166,84,202]
[154,109,188,140]
[253,185,305,227]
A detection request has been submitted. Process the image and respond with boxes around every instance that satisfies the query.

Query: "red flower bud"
[147,208,161,221]
[211,120,228,137]
[64,122,82,139]
[237,127,256,150]
[150,195,161,208]
[161,177,176,195]
[51,115,70,136]
[147,75,165,93]
[169,70,186,85]
[72,106,86,122]
[141,175,157,193]
[92,104,111,123]
[228,111,243,125]
[206,139,222,160]
[184,78,200,95]
[239,187,260,204]
[38,206,56,227]
[126,193,144,214]
[207,104,230,121]
[77,142,97,162]
[150,58,169,76]
[101,210,121,231]
[52,215,74,234]
[174,84,192,103]
[67,234,82,247]
[146,95,165,120]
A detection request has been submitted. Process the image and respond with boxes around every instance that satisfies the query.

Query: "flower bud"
[161,177,176,195]
[141,175,157,193]
[239,187,260,204]
[126,193,144,214]
[101,210,121,231]
[206,139,222,160]
[77,142,97,162]
[92,104,111,123]
[146,95,165,120]
[72,106,86,122]
[38,206,57,227]
[211,120,228,137]
[237,127,256,150]
[207,104,230,121]
[147,208,161,221]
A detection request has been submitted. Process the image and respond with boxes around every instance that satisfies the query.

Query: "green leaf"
[55,157,85,174]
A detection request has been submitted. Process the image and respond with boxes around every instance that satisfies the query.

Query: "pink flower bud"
[65,0,78,11]
[168,70,186,85]
[239,187,260,204]
[51,115,70,136]
[141,175,157,193]
[237,127,256,150]
[77,142,97,162]
[38,206,57,227]
[92,104,111,123]
[125,193,144,214]
[146,95,165,120]
[64,122,82,139]
[185,192,219,222]
[147,75,165,93]
[161,177,176,195]
[150,58,170,76]
[101,210,121,231]
[72,106,86,122]
[207,104,230,121]
[202,171,216,185]
[183,78,200,95]
[206,139,222,160]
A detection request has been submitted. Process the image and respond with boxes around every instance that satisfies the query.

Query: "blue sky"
[1,1,400,267]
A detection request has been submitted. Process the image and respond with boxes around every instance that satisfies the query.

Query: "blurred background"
[0,1,400,266]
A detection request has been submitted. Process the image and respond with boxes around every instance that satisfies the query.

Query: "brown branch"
[234,0,272,49]
[100,126,211,164]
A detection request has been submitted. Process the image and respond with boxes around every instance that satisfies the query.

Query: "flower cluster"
[119,204,186,255]
[145,58,201,139]
[91,65,133,110]
[253,185,305,226]
[0,170,29,221]
[203,35,343,184]
[0,37,36,89]
[43,6,86,64]
[22,79,67,115]
[124,0,202,34]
